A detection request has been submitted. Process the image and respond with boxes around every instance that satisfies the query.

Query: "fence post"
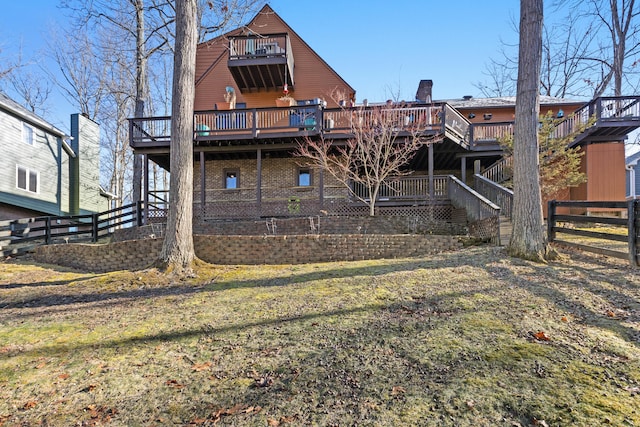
[136,200,144,227]
[92,213,99,243]
[45,216,51,245]
[628,199,638,267]
[547,200,556,242]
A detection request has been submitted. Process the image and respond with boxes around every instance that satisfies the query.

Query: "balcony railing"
[469,96,640,148]
[351,175,449,202]
[129,104,447,148]
[228,33,294,91]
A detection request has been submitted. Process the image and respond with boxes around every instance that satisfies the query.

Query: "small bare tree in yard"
[295,105,439,216]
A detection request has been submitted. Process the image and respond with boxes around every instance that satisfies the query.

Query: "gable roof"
[195,4,355,97]
[0,91,67,138]
[627,150,640,166]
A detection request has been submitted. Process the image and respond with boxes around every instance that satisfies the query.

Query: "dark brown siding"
[194,7,354,111]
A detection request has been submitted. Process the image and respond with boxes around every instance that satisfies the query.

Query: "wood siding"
[194,6,355,111]
[0,109,69,217]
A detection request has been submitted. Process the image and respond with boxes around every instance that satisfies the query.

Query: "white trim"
[16,164,39,194]
[22,122,35,146]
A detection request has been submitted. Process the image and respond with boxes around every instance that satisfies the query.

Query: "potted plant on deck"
[275,84,295,107]
[217,86,236,110]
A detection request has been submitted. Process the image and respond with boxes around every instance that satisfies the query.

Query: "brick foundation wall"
[35,233,463,272]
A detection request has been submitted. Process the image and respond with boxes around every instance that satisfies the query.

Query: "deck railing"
[448,176,500,222]
[130,104,448,147]
[350,175,449,202]
[473,174,513,218]
[470,122,513,147]
[229,33,290,60]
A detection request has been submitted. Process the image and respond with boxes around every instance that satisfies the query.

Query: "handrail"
[447,175,500,222]
[473,174,513,218]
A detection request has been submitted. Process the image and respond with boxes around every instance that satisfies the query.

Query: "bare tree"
[159,0,198,274]
[509,0,548,261]
[478,1,640,98]
[295,105,439,217]
[6,68,53,117]
[580,0,640,96]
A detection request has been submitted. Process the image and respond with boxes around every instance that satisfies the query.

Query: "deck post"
[319,168,324,209]
[143,154,149,225]
[44,216,51,245]
[91,213,99,242]
[200,151,206,219]
[257,148,262,216]
[628,199,638,267]
[428,143,434,198]
[461,158,467,184]
[547,200,556,242]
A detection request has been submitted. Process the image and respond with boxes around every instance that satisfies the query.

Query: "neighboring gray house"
[626,150,640,199]
[0,92,110,220]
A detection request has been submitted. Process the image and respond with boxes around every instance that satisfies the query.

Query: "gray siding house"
[0,92,109,220]
[626,150,640,199]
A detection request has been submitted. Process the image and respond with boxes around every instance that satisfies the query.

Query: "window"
[16,165,39,193]
[225,170,239,189]
[298,167,311,186]
[22,123,35,146]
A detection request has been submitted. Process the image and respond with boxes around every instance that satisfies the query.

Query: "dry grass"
[0,246,639,426]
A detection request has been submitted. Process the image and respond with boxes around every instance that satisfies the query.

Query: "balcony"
[228,33,294,92]
[129,104,449,149]
[468,96,640,149]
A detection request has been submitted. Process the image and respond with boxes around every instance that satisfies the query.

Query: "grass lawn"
[1,246,639,426]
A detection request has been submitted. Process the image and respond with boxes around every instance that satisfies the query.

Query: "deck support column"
[200,151,206,220]
[319,168,324,209]
[428,143,434,198]
[461,157,467,183]
[143,154,149,225]
[257,148,262,216]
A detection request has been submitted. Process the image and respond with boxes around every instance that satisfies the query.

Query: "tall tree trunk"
[508,0,548,262]
[132,0,146,204]
[159,0,197,274]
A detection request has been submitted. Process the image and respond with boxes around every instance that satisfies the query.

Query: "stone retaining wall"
[35,234,463,272]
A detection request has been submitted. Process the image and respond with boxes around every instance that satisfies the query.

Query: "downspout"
[626,160,638,199]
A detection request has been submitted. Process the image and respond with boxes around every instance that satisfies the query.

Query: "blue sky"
[1,1,520,131]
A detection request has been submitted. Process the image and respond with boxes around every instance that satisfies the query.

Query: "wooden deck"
[129,96,640,157]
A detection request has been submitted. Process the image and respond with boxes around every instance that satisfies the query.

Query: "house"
[626,150,640,199]
[0,91,110,220]
[129,5,640,225]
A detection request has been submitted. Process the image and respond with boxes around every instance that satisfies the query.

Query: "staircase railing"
[481,156,513,184]
[448,175,501,244]
[473,174,513,219]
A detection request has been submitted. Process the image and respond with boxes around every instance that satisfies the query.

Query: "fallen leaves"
[21,401,37,410]
[267,414,298,426]
[391,386,406,396]
[191,362,212,372]
[165,379,185,389]
[190,404,261,425]
[533,331,551,341]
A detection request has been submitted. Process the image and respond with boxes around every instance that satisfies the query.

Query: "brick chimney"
[416,80,433,103]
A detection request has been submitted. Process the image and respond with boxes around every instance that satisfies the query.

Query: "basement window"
[225,170,239,189]
[297,167,312,186]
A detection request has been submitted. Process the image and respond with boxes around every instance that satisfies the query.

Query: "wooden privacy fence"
[0,202,144,257]
[547,200,639,267]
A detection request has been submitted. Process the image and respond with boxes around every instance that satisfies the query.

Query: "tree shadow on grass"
[486,254,640,349]
[1,248,487,313]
